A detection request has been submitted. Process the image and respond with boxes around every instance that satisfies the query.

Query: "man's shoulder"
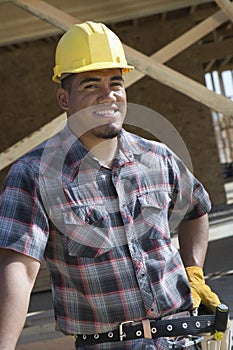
[124,130,172,157]
[10,130,63,176]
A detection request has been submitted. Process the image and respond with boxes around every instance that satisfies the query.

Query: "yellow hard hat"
[52,21,134,83]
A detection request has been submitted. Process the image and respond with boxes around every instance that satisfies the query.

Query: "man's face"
[58,68,127,143]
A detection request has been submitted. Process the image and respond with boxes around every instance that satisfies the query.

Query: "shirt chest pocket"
[136,190,171,236]
[70,202,107,224]
[62,201,112,258]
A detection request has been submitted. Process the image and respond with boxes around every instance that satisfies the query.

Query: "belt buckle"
[119,321,134,341]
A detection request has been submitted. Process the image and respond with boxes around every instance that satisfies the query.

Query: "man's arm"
[0,248,41,350]
[178,213,209,267]
[178,214,221,311]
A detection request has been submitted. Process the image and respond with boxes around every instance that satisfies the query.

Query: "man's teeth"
[95,109,116,115]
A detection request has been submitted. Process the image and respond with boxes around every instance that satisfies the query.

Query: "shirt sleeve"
[167,148,211,227]
[0,159,49,262]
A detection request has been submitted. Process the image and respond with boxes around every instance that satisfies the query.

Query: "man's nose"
[97,87,117,103]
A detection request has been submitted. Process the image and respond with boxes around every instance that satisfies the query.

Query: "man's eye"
[84,84,97,89]
[111,81,124,88]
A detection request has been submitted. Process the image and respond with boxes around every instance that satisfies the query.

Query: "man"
[0,21,222,350]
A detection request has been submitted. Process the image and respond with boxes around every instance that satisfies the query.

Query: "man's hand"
[185,266,221,313]
[178,215,220,313]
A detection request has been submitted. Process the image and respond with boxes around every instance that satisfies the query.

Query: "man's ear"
[56,87,69,110]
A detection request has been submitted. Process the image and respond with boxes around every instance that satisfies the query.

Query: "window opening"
[205,70,233,204]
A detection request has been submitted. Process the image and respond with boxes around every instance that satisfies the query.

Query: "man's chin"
[94,124,122,140]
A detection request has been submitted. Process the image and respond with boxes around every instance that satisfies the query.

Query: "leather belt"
[75,314,216,346]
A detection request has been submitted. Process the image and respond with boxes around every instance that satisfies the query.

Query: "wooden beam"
[1,1,215,46]
[124,9,228,87]
[192,37,233,62]
[16,336,74,350]
[16,308,73,348]
[0,113,66,171]
[2,0,233,171]
[10,0,78,30]
[132,0,213,14]
[125,44,233,117]
[215,0,233,22]
[13,0,226,101]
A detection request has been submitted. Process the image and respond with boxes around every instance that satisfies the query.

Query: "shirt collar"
[119,129,147,156]
[58,125,146,179]
[58,124,89,179]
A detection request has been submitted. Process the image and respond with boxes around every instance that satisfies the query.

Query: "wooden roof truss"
[1,0,233,170]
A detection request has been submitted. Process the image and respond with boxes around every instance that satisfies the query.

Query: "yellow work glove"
[185,266,221,314]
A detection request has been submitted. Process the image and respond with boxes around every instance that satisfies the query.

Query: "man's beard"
[92,123,122,140]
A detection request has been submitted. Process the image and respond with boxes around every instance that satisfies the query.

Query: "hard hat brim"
[52,62,134,83]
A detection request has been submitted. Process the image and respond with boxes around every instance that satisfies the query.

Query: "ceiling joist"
[10,0,78,30]
[215,0,233,22]
[1,0,214,47]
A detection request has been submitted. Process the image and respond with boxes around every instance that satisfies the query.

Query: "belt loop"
[142,319,152,339]
[119,321,134,341]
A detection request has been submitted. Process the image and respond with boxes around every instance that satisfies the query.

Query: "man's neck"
[85,137,119,169]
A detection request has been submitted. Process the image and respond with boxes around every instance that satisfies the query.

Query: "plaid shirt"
[0,126,211,335]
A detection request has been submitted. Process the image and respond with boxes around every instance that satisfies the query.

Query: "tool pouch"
[201,318,232,350]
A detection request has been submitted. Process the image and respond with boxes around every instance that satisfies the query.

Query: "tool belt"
[75,305,229,346]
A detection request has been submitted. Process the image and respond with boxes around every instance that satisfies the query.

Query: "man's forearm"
[178,215,222,312]
[178,214,209,267]
[0,287,29,350]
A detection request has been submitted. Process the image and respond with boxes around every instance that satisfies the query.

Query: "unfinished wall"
[0,12,226,205]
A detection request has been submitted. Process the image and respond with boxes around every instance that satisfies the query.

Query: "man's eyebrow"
[79,75,124,85]
[111,76,124,82]
[79,77,100,85]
